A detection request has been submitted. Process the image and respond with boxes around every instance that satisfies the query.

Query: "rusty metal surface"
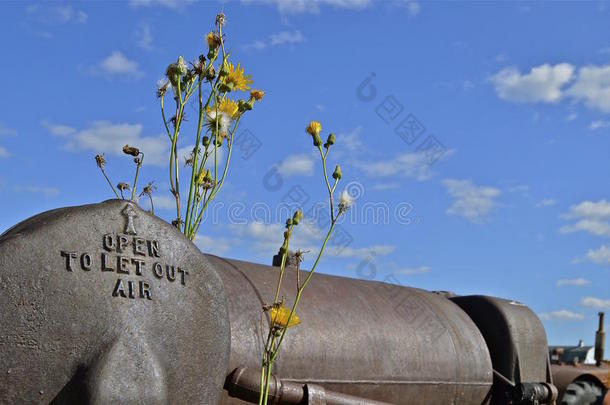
[451,296,553,404]
[225,366,394,404]
[211,255,494,404]
[0,200,230,404]
[551,363,610,397]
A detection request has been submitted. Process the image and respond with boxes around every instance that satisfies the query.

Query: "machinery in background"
[550,312,610,405]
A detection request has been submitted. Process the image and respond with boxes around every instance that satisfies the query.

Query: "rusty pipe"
[224,367,394,405]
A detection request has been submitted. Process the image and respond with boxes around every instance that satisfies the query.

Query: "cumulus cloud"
[129,0,196,9]
[135,23,153,50]
[275,153,314,176]
[86,52,143,79]
[567,65,610,113]
[585,245,610,264]
[0,147,10,158]
[490,63,574,103]
[245,30,304,50]
[245,0,371,14]
[560,200,610,237]
[26,4,87,25]
[194,234,234,255]
[581,296,610,309]
[0,123,17,137]
[45,121,168,166]
[539,310,585,321]
[442,179,501,223]
[229,221,393,260]
[356,152,444,181]
[556,278,590,287]
[589,120,610,130]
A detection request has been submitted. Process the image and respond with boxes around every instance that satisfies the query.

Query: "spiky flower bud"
[327,133,336,145]
[202,136,210,147]
[117,182,130,191]
[122,144,140,157]
[250,89,265,101]
[285,218,293,228]
[312,133,322,147]
[216,12,226,27]
[205,65,216,82]
[332,164,342,180]
[292,210,303,225]
[95,154,106,169]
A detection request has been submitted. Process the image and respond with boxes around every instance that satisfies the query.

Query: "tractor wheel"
[560,380,606,405]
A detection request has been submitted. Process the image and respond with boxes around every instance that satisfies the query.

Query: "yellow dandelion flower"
[222,62,253,91]
[270,304,301,328]
[250,89,265,101]
[306,121,322,137]
[208,98,239,119]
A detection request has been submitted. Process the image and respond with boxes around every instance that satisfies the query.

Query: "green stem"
[184,81,205,236]
[101,169,120,199]
[131,153,143,201]
[317,145,334,219]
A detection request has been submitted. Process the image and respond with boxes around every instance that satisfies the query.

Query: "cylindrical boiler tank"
[208,255,494,404]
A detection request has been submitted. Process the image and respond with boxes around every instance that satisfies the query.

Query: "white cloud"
[276,153,314,176]
[270,30,304,46]
[194,234,234,255]
[42,121,76,136]
[230,221,393,260]
[338,126,363,152]
[581,296,610,309]
[356,152,440,181]
[96,51,143,78]
[589,120,610,130]
[560,200,610,237]
[135,23,153,50]
[371,182,399,191]
[567,65,610,113]
[442,179,501,223]
[26,4,87,25]
[0,146,9,158]
[394,266,430,275]
[245,30,305,50]
[405,1,420,16]
[46,121,168,167]
[490,63,574,103]
[0,123,17,137]
[556,278,590,287]
[536,199,557,208]
[129,0,196,9]
[539,310,585,321]
[13,185,60,197]
[566,112,578,121]
[586,245,610,264]
[246,0,371,14]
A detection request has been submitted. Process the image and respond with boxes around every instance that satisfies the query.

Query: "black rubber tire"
[560,380,605,405]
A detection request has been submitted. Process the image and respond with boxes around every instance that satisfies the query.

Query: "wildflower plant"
[158,13,262,240]
[258,120,349,405]
[95,12,262,240]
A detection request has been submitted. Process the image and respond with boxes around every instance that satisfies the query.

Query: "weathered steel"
[211,255,494,404]
[225,367,394,404]
[451,295,554,403]
[0,200,230,404]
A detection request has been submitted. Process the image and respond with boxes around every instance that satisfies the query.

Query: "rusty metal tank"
[209,255,494,404]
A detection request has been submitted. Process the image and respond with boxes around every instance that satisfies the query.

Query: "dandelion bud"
[292,210,303,225]
[216,12,226,27]
[95,154,106,169]
[285,218,293,228]
[250,89,265,101]
[176,56,187,76]
[312,133,322,147]
[327,133,336,145]
[332,164,342,180]
[306,120,322,137]
[117,182,130,191]
[202,136,210,147]
[122,144,140,157]
[238,99,253,113]
[206,32,221,50]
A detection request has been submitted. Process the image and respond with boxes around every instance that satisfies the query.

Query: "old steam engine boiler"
[0,200,603,404]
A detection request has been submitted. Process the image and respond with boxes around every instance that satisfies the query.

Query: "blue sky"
[1,0,609,346]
